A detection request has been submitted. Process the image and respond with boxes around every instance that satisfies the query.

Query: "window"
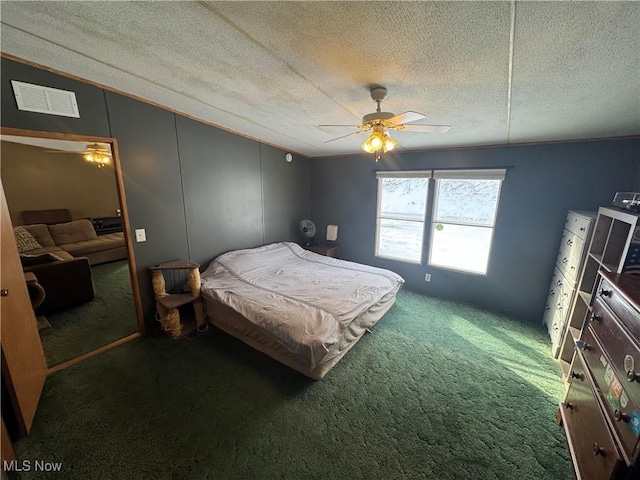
[375,171,431,263]
[375,169,505,274]
[428,170,505,275]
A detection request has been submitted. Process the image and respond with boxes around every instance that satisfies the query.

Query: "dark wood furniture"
[559,271,640,479]
[302,243,340,258]
[92,216,123,235]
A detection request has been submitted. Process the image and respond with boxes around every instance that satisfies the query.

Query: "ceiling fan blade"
[387,111,426,125]
[395,124,451,133]
[318,124,362,128]
[323,130,369,143]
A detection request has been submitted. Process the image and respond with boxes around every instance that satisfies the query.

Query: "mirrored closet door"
[0,131,143,368]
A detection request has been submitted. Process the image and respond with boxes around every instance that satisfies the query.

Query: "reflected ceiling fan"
[320,86,450,162]
[44,142,112,168]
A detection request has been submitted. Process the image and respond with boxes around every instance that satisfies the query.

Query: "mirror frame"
[1,127,145,339]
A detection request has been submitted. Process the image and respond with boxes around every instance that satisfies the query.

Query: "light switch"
[135,228,146,242]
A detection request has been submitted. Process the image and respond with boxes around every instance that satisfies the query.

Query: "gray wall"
[1,57,311,325]
[310,138,640,323]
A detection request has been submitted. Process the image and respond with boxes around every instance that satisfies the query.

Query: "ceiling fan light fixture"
[83,143,111,168]
[361,139,375,153]
[361,125,386,154]
[382,134,397,153]
[361,132,383,153]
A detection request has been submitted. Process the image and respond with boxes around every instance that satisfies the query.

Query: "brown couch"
[20,219,126,266]
[23,257,96,316]
[14,209,126,315]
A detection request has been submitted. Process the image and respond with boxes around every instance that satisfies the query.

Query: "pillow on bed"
[19,252,64,267]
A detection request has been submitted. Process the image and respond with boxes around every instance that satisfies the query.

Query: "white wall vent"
[11,80,80,118]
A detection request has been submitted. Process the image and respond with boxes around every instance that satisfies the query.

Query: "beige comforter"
[200,242,404,367]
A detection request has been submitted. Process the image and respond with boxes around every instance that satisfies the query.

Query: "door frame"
[1,127,145,336]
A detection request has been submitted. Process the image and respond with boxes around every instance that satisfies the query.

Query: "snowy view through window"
[377,177,500,273]
[377,178,428,263]
[431,179,500,274]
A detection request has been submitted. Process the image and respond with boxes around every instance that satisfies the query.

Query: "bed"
[200,242,404,379]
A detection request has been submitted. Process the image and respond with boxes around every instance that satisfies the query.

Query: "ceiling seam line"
[0,23,322,146]
[197,1,361,120]
[506,0,517,144]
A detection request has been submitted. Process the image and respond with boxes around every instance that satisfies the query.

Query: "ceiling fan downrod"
[370,86,387,113]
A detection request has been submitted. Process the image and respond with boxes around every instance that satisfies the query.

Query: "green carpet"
[15,290,572,479]
[40,260,138,366]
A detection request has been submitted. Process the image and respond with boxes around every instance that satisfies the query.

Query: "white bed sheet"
[200,242,404,368]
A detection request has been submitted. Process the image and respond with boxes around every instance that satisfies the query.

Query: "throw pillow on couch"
[13,226,42,252]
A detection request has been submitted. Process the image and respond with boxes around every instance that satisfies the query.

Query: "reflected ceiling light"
[83,143,111,168]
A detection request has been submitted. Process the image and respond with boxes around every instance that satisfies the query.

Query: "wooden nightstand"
[302,243,340,258]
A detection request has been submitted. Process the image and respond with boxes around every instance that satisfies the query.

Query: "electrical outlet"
[424,273,431,282]
[135,228,146,242]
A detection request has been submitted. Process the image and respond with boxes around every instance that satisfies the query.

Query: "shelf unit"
[149,259,206,338]
[557,207,640,379]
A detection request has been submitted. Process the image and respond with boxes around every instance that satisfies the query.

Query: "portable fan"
[298,219,316,247]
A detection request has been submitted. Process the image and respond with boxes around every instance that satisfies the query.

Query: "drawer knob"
[562,258,568,264]
[599,289,612,297]
[614,409,630,422]
[580,227,585,231]
[562,402,574,410]
[592,443,605,456]
[570,371,584,381]
[627,370,639,383]
[589,313,600,323]
[575,340,592,352]
[567,239,573,246]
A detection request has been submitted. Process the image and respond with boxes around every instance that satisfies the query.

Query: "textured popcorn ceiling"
[1,1,638,157]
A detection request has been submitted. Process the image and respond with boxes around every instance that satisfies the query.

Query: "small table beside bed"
[200,242,404,380]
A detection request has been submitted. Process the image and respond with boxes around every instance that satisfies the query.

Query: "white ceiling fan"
[40,142,113,168]
[320,86,450,161]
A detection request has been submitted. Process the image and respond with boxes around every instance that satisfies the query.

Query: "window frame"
[374,170,432,264]
[427,169,505,275]
[374,168,506,274]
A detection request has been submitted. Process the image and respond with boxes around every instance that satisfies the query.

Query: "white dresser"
[543,210,596,357]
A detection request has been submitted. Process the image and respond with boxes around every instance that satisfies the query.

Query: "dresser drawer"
[561,352,625,479]
[590,299,640,398]
[542,286,560,332]
[597,277,640,341]
[550,266,574,308]
[557,229,586,284]
[566,211,594,241]
[581,326,640,464]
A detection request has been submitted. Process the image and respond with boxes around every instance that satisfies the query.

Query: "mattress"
[200,242,404,379]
